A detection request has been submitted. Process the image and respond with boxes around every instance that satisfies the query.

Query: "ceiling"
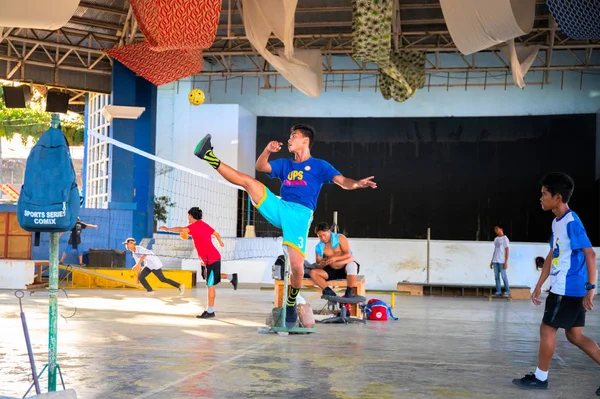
[0,0,598,95]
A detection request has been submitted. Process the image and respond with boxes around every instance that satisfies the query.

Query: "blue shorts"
[63,244,81,255]
[255,186,313,257]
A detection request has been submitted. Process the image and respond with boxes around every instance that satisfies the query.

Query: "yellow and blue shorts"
[255,186,313,257]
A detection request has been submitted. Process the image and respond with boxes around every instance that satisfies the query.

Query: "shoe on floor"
[196,311,215,319]
[512,373,548,390]
[231,273,238,290]
[322,287,337,297]
[179,284,185,296]
[285,305,297,329]
[596,384,600,396]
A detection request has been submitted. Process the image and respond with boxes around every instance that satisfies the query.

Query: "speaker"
[2,86,26,108]
[46,90,70,113]
[88,249,126,268]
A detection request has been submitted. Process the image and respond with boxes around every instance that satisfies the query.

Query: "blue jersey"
[549,210,592,297]
[267,157,341,211]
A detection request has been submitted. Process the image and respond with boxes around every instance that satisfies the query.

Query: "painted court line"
[133,342,267,398]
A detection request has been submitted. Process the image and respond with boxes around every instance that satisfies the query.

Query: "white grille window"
[85,93,111,209]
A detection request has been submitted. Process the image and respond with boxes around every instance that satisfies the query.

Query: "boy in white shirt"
[490,224,510,297]
[123,238,184,296]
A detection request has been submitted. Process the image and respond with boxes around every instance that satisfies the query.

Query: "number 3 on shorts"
[298,236,304,249]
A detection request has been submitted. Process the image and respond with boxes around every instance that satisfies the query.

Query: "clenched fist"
[266,141,283,153]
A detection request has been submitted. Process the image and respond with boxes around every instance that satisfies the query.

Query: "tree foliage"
[0,86,84,145]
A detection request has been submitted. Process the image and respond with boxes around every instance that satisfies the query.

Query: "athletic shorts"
[255,185,313,257]
[201,260,221,287]
[323,263,360,281]
[63,244,81,255]
[542,292,586,329]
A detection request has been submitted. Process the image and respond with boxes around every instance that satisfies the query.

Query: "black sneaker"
[194,134,213,159]
[596,385,600,396]
[196,311,215,319]
[285,305,297,329]
[322,287,337,297]
[231,273,238,290]
[512,373,548,390]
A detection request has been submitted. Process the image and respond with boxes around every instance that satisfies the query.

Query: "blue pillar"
[109,60,157,241]
[81,93,89,207]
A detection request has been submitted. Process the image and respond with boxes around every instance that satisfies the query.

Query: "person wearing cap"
[60,217,98,265]
[123,238,185,296]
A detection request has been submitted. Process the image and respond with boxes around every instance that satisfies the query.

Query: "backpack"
[361,298,398,321]
[17,127,80,237]
[271,255,286,280]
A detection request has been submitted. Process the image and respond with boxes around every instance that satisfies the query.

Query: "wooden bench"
[26,260,50,289]
[275,276,366,317]
[397,282,530,300]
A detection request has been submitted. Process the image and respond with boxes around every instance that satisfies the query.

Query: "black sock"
[203,149,221,170]
[286,286,300,307]
[345,287,353,297]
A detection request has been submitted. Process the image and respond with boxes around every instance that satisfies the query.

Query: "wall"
[181,237,591,291]
[28,207,135,262]
[256,115,599,244]
[0,260,34,289]
[155,82,257,236]
[108,61,157,239]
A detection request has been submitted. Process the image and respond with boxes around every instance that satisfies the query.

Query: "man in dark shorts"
[159,207,238,318]
[60,217,98,265]
[513,173,599,395]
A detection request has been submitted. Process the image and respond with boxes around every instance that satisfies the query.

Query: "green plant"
[0,85,84,145]
[154,196,175,225]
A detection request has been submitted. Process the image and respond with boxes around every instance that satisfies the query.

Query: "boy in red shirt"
[159,207,238,318]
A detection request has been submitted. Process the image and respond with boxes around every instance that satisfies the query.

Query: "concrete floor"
[1,288,599,399]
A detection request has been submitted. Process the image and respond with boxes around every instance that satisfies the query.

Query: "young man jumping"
[194,124,376,328]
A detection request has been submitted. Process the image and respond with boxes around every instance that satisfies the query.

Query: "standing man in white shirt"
[123,238,184,296]
[490,224,510,297]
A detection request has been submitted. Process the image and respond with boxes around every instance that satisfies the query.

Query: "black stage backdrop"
[254,115,598,245]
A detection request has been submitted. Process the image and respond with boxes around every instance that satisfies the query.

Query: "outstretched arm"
[332,175,377,190]
[158,226,190,234]
[256,141,282,173]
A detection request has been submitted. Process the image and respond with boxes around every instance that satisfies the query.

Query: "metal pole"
[426,227,431,283]
[48,113,60,391]
[16,291,41,395]
[247,195,251,226]
[332,211,338,233]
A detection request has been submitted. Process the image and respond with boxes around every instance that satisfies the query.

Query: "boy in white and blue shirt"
[513,173,599,395]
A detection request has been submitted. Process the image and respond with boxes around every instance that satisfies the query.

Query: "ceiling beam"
[195,64,600,76]
[78,2,128,16]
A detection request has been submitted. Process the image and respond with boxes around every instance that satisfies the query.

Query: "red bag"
[367,299,388,321]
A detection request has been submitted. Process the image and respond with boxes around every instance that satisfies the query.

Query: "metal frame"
[0,0,598,92]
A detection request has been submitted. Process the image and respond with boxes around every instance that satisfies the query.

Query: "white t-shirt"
[549,210,591,297]
[132,245,163,270]
[492,236,510,263]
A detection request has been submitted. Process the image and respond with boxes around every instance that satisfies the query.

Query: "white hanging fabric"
[440,0,538,87]
[0,0,79,30]
[242,0,323,97]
